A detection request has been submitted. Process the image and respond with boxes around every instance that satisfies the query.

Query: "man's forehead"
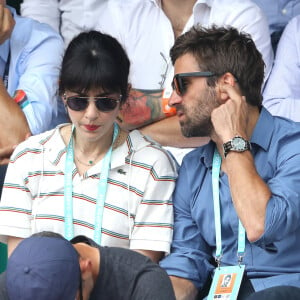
[174,53,201,74]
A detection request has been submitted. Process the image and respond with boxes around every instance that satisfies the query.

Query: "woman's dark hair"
[59,30,130,104]
[170,25,265,107]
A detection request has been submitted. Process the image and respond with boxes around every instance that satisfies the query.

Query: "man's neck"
[161,0,197,38]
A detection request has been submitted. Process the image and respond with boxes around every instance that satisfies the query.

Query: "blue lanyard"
[64,123,119,243]
[212,148,246,266]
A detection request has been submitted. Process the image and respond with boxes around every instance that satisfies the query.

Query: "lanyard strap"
[3,48,10,89]
[64,123,119,242]
[212,148,246,266]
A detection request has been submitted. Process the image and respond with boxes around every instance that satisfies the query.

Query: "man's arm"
[118,89,209,147]
[170,276,198,300]
[0,5,29,162]
[0,80,31,163]
[7,236,23,257]
[0,4,14,44]
[134,249,163,263]
[139,116,210,148]
[211,82,271,242]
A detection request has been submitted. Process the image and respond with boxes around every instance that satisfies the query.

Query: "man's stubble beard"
[179,87,217,138]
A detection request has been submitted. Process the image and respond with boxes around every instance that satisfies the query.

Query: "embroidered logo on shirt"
[117,169,126,175]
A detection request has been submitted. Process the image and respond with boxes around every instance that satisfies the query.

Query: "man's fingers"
[0,6,15,45]
[219,83,245,103]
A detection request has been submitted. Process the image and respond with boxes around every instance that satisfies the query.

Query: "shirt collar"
[149,0,213,9]
[250,106,273,151]
[45,127,153,175]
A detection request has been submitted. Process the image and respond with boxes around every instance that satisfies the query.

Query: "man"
[221,274,232,288]
[0,233,81,300]
[159,26,300,299]
[97,0,273,164]
[0,2,66,193]
[0,232,175,300]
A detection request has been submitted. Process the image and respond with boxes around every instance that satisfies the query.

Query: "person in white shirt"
[21,0,107,47]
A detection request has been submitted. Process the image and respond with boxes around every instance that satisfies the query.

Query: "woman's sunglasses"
[171,71,215,96]
[64,94,121,112]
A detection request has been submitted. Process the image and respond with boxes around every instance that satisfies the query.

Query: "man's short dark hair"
[170,25,265,107]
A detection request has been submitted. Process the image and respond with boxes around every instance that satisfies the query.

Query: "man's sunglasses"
[64,94,121,112]
[171,71,215,96]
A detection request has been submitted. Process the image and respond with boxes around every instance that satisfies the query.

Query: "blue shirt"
[252,0,300,34]
[0,7,67,135]
[263,15,300,122]
[160,108,300,291]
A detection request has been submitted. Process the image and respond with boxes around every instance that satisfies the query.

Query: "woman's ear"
[216,72,237,103]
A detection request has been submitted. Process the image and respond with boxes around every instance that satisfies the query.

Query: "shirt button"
[282,8,287,15]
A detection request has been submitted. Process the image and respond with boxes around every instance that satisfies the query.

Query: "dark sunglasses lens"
[66,97,88,111]
[95,97,119,111]
[173,76,183,96]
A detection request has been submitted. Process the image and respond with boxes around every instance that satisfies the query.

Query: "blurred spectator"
[7,0,20,14]
[0,1,66,195]
[252,0,300,53]
[21,0,108,46]
[263,15,300,121]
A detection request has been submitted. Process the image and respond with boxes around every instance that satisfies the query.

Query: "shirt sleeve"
[159,161,214,290]
[129,149,177,254]
[14,21,65,134]
[263,16,300,121]
[254,129,300,247]
[0,144,36,243]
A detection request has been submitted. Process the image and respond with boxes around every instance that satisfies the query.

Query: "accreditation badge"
[207,265,245,300]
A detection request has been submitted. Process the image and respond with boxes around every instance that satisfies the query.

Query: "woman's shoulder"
[11,125,67,160]
[127,130,178,170]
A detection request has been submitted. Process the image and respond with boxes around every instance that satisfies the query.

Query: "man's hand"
[0,81,31,163]
[169,276,198,300]
[211,83,249,144]
[0,4,15,45]
[0,144,15,165]
[0,132,31,165]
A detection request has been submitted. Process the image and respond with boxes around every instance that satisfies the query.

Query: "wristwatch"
[223,136,251,157]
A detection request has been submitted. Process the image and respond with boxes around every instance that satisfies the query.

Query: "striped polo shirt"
[0,125,177,253]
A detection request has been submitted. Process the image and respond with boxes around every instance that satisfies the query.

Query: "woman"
[0,31,177,262]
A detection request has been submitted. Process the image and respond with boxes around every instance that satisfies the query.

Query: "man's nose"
[168,90,182,107]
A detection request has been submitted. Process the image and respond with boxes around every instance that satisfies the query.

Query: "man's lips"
[84,125,100,131]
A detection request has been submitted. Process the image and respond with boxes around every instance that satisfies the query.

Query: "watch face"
[232,137,246,151]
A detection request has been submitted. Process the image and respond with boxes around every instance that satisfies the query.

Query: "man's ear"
[79,258,93,280]
[216,72,237,103]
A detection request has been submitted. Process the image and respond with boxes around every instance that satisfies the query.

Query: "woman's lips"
[84,125,100,131]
